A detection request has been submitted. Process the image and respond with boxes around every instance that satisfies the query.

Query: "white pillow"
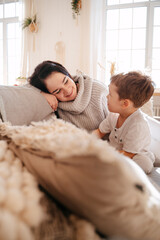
[0,84,53,125]
[146,115,160,165]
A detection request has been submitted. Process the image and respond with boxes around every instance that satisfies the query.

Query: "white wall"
[29,0,89,76]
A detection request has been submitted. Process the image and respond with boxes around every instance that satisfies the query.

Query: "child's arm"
[119,150,135,159]
[92,128,106,139]
[41,92,58,111]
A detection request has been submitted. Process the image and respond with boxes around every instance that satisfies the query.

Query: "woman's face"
[45,72,77,102]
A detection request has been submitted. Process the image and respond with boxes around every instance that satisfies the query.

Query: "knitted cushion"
[1,118,160,240]
[0,84,53,126]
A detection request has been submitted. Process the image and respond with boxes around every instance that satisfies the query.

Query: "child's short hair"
[110,71,155,108]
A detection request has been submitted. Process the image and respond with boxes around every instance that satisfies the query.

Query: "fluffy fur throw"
[0,119,103,240]
[1,118,160,240]
[0,140,45,240]
[0,117,118,161]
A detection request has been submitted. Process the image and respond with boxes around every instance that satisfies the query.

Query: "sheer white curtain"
[80,0,106,82]
[89,0,106,82]
[19,0,36,78]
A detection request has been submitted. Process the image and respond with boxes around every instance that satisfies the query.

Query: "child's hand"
[119,150,135,159]
[41,92,58,111]
[92,129,106,138]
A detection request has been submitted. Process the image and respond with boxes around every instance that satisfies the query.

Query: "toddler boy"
[93,71,155,173]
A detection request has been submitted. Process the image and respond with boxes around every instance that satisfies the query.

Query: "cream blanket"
[0,118,103,240]
[0,140,45,240]
[0,117,115,160]
[1,118,160,240]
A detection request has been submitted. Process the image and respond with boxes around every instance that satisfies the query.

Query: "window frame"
[106,0,160,88]
[0,0,20,85]
[1,16,19,84]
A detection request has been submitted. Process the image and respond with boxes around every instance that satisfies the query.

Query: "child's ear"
[122,99,130,108]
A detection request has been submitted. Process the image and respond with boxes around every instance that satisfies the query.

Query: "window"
[0,0,21,85]
[106,0,160,88]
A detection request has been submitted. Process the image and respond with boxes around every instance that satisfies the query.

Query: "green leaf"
[22,15,37,29]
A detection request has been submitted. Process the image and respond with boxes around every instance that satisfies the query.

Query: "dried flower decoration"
[71,0,82,19]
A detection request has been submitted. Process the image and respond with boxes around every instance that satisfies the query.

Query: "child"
[93,71,155,174]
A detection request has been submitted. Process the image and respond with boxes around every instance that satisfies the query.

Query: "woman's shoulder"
[93,79,107,87]
[92,80,108,95]
[73,72,108,94]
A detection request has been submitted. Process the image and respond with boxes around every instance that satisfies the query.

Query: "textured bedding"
[0,120,105,240]
[0,144,101,240]
[1,118,160,240]
[0,140,45,240]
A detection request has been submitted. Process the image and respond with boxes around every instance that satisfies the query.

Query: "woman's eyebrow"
[63,76,67,83]
[51,76,66,94]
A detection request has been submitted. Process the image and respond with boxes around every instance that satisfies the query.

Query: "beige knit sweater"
[58,73,108,131]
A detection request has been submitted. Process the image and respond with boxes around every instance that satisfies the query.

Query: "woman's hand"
[41,92,58,111]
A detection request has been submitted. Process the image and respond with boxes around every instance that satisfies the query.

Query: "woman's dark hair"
[29,61,72,93]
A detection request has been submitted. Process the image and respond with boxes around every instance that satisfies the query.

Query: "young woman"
[29,60,108,131]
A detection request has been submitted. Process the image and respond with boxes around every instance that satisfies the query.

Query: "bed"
[0,84,160,240]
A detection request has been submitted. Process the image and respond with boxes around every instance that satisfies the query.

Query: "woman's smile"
[65,88,73,98]
[45,72,77,102]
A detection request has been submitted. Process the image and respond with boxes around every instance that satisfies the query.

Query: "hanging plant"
[71,0,82,19]
[22,14,38,33]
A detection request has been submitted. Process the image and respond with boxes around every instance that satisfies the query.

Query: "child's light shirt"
[99,109,154,160]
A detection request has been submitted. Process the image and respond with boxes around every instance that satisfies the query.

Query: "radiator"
[153,106,160,116]
[153,95,160,117]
